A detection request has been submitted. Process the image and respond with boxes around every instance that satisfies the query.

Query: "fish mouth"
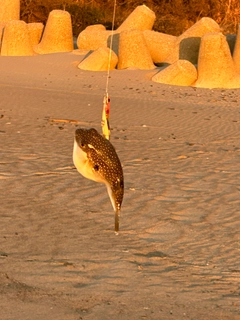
[75,129,84,146]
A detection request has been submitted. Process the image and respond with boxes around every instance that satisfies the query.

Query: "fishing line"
[102,0,117,141]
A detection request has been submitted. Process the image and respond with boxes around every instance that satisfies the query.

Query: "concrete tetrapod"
[27,23,44,47]
[118,29,155,70]
[143,30,177,64]
[77,29,113,51]
[78,47,118,71]
[166,17,221,65]
[152,60,197,86]
[1,20,34,56]
[117,5,156,32]
[0,0,20,22]
[233,24,240,74]
[34,10,73,54]
[195,32,240,89]
[0,23,5,45]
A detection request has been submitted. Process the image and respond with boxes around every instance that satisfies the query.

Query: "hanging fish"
[73,128,124,233]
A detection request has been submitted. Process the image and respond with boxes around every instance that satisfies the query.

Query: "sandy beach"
[1,51,240,319]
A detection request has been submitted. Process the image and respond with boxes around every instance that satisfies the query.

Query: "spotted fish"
[73,128,124,232]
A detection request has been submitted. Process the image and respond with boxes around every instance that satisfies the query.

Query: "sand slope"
[0,52,240,319]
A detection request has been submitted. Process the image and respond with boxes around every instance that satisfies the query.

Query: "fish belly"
[73,139,104,183]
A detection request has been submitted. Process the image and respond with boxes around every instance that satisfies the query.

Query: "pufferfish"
[73,128,124,233]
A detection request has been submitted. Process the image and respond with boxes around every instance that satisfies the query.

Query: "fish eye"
[94,164,99,171]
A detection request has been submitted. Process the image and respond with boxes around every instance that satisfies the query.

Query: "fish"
[73,128,124,233]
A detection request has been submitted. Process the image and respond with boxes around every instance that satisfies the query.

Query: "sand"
[0,52,240,319]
